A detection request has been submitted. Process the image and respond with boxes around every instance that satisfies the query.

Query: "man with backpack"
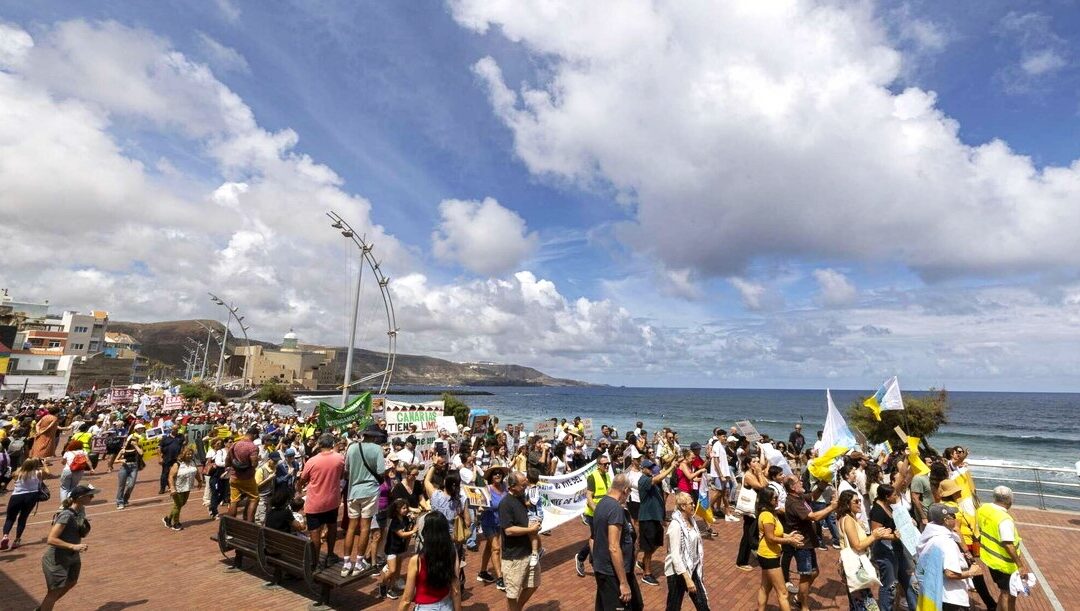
[226,425,260,521]
[341,423,386,577]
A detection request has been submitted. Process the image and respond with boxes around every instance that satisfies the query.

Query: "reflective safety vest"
[584,469,611,518]
[976,503,1021,573]
[72,431,93,452]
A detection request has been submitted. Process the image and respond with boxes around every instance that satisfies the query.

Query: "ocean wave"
[939,429,1080,445]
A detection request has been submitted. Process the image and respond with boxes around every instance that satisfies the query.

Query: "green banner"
[317,392,373,431]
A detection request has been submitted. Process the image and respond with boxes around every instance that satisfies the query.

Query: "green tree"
[179,382,226,404]
[847,388,949,449]
[442,392,470,426]
[255,381,295,405]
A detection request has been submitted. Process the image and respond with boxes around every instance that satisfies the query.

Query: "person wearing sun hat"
[39,484,95,611]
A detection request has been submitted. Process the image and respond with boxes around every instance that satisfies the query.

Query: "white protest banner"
[163,395,184,411]
[384,401,443,455]
[109,387,135,404]
[536,460,599,533]
[735,420,762,442]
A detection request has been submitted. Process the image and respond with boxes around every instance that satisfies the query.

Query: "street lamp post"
[207,294,252,388]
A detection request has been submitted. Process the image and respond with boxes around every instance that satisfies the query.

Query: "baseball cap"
[285,448,296,457]
[70,485,98,501]
[690,442,702,452]
[928,503,958,524]
[268,451,282,461]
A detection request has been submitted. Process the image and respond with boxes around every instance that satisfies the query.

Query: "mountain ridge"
[108,319,592,387]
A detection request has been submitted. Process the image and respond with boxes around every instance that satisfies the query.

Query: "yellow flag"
[908,436,929,476]
[809,445,848,481]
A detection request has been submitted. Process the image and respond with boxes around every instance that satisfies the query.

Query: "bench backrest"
[261,527,315,571]
[219,515,261,549]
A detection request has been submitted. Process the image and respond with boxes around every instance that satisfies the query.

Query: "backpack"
[69,452,90,472]
[8,437,25,456]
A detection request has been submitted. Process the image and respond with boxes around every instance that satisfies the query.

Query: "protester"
[163,445,203,531]
[342,423,387,576]
[158,426,185,495]
[30,406,60,461]
[205,437,229,519]
[665,491,710,611]
[837,489,892,611]
[377,498,416,600]
[869,483,917,611]
[756,486,803,611]
[736,454,767,570]
[976,486,1029,611]
[39,484,95,611]
[111,424,146,509]
[500,470,541,611]
[226,425,260,521]
[476,465,508,589]
[591,473,642,611]
[939,479,998,610]
[2,457,46,550]
[58,439,90,502]
[398,511,462,611]
[916,503,983,611]
[424,456,469,590]
[297,433,345,568]
[575,453,612,577]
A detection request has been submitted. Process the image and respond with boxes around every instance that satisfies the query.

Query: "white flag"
[880,376,904,411]
[822,389,857,450]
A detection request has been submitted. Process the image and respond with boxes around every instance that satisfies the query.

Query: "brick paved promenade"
[1,466,1073,610]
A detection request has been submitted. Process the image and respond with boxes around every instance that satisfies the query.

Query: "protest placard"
[464,485,492,508]
[163,395,184,411]
[109,387,135,404]
[385,401,443,455]
[535,419,556,438]
[735,420,762,442]
[582,418,594,441]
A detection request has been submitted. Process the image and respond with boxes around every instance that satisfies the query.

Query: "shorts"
[376,508,388,524]
[794,548,818,575]
[501,555,540,600]
[42,553,81,590]
[639,520,663,553]
[347,495,378,519]
[711,477,733,492]
[481,520,501,539]
[759,556,781,570]
[305,509,339,530]
[989,567,1013,592]
[229,477,258,503]
[627,500,640,520]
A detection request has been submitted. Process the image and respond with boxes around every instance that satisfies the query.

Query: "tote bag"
[839,518,880,592]
[735,485,757,515]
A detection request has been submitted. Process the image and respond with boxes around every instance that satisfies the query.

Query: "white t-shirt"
[554,457,568,476]
[450,453,464,469]
[460,466,476,486]
[627,470,643,504]
[174,461,198,493]
[711,440,731,478]
[768,481,787,507]
[999,517,1016,542]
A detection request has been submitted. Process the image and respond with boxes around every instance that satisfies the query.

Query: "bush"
[179,382,226,404]
[847,388,949,450]
[442,392,470,426]
[256,381,295,405]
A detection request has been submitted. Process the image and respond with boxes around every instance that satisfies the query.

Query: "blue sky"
[3,1,1080,390]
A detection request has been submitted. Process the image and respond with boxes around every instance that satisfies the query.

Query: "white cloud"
[0,21,33,69]
[451,1,1080,280]
[813,268,857,307]
[215,0,241,23]
[195,32,250,74]
[0,19,407,345]
[729,277,767,311]
[1020,50,1066,76]
[432,197,539,276]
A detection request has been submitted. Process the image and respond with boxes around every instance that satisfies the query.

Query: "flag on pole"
[809,389,857,480]
[907,436,930,476]
[864,376,904,421]
[695,483,715,524]
[317,392,373,430]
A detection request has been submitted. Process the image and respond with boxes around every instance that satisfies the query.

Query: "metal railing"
[967,460,1080,511]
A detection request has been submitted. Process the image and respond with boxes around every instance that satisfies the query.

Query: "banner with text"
[536,459,600,533]
[384,400,444,455]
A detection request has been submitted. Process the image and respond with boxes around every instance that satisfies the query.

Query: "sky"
[2,0,1080,391]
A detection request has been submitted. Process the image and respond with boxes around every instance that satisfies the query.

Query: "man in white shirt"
[708,429,737,521]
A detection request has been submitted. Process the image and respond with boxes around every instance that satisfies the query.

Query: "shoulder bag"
[736,483,757,515]
[838,516,880,592]
[357,441,385,485]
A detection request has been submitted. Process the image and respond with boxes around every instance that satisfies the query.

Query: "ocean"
[385,386,1080,510]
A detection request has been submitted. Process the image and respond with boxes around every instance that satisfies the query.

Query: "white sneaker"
[529,552,539,567]
[785,581,797,594]
[341,562,353,577]
[356,557,372,573]
[725,514,739,522]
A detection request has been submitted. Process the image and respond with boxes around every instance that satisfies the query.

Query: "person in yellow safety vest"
[575,456,612,578]
[975,485,1030,611]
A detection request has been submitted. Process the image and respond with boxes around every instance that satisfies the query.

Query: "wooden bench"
[216,515,377,606]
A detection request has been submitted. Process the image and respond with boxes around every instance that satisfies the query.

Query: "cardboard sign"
[535,420,556,438]
[464,485,492,508]
[582,418,594,441]
[90,436,107,455]
[109,387,135,404]
[893,426,909,443]
[163,395,184,411]
[472,414,491,435]
[735,420,762,442]
[435,416,459,434]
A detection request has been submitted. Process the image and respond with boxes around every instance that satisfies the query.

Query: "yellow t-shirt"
[757,510,784,559]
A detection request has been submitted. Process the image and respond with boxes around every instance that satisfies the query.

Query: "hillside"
[108,320,590,387]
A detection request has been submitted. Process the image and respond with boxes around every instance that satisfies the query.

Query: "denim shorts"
[794,548,818,575]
